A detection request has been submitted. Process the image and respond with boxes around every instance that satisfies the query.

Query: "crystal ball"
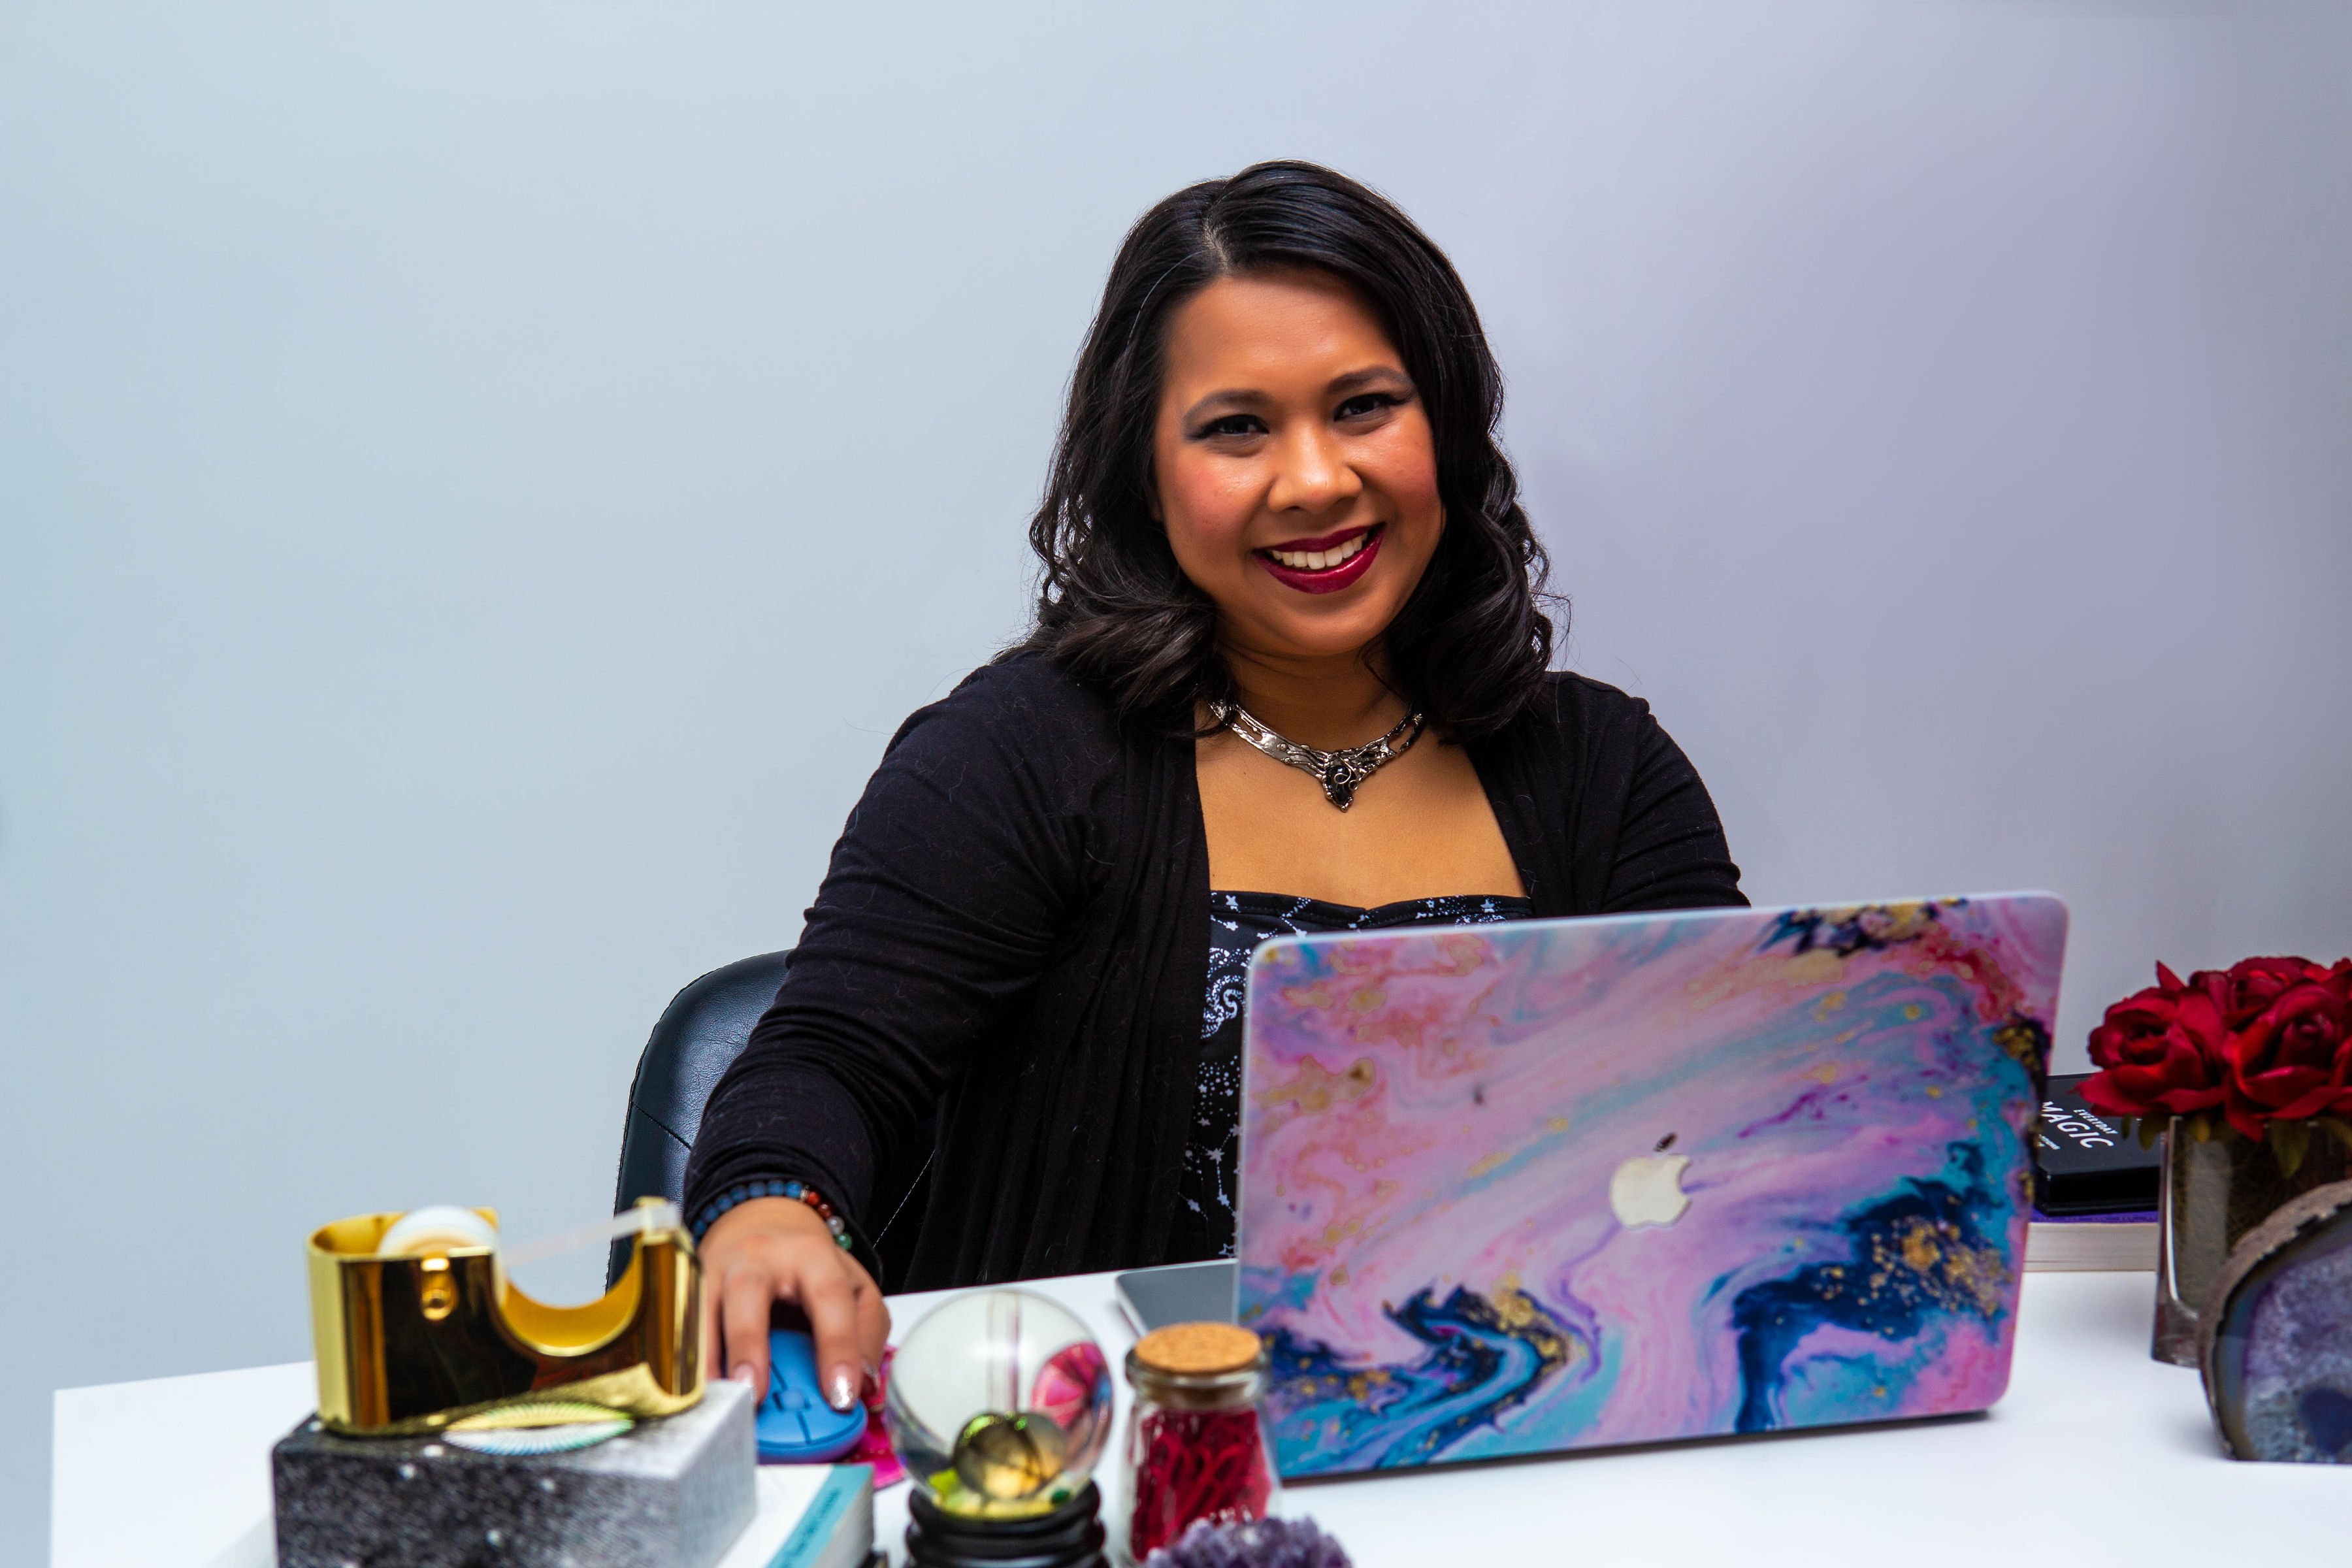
[884,1288,1113,1518]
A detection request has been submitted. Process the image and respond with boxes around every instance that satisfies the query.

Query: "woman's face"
[1151,269,1443,667]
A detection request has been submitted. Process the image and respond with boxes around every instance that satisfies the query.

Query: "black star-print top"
[1174,888,1535,1261]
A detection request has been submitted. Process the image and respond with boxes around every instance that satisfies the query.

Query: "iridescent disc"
[444,1420,632,1456]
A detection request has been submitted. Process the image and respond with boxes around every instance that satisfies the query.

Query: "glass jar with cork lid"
[1122,1322,1279,1561]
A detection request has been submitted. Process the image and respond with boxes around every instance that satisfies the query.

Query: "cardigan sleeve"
[682,661,1107,1245]
[1601,704,1747,911]
[1531,672,1746,915]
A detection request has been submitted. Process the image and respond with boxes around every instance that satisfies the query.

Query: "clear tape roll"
[378,1205,497,1256]
[376,1201,681,1266]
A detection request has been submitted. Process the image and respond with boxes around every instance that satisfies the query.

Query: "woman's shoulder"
[1502,670,1663,749]
[1483,670,1704,794]
[1539,669,1652,718]
[887,651,1130,779]
[916,649,1119,732]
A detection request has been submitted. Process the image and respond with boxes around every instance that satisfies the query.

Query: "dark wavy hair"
[1018,160,1556,740]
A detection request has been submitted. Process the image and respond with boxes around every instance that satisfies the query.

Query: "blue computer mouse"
[753,1328,868,1463]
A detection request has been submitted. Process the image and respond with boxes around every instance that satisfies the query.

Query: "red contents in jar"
[1127,1404,1274,1561]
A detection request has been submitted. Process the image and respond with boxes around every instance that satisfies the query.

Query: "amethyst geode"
[2202,1175,2352,1462]
[1143,1516,1352,1568]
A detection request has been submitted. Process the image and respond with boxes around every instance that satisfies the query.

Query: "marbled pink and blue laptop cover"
[1237,895,2067,1476]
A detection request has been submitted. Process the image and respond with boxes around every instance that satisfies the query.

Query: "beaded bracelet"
[691,1178,854,1250]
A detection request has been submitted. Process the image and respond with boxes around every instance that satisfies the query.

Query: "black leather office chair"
[606,951,794,1288]
[607,951,931,1290]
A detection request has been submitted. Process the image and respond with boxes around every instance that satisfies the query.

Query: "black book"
[2033,1072,2161,1216]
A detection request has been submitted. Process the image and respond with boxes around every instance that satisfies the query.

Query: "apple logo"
[1609,1133,1692,1229]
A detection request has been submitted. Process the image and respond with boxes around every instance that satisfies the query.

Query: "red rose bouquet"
[2081,955,2352,1174]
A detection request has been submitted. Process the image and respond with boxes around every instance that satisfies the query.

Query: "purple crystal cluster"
[1143,1516,1353,1568]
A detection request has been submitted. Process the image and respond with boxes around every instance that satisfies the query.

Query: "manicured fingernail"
[826,1369,857,1411]
[731,1363,757,1387]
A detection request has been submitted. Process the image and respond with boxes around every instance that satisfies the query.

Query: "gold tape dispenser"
[306,1197,704,1437]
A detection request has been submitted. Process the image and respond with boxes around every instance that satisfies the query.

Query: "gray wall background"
[7,0,2349,1556]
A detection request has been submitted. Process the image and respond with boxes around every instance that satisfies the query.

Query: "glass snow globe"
[886,1289,1114,1567]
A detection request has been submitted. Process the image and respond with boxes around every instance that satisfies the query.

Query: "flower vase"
[2153,1117,2350,1365]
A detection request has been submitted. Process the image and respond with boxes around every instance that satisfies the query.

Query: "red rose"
[2223,979,2352,1138]
[2081,964,2229,1119]
[2194,955,2333,1028]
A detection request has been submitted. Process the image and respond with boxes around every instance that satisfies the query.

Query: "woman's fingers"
[719,1260,779,1399]
[698,1198,891,1413]
[855,1277,892,1377]
[799,1267,864,1411]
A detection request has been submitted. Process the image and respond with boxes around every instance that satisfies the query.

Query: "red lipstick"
[1254,523,1384,596]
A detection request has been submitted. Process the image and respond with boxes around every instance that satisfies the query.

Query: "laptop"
[1206,892,2066,1477]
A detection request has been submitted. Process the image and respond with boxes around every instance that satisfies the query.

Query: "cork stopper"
[1132,1322,1262,1377]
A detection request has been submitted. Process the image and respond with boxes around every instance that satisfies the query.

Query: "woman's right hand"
[696,1196,890,1414]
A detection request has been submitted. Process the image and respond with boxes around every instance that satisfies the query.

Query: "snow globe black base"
[904,1482,1105,1568]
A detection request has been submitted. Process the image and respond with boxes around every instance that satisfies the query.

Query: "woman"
[684,161,1744,1411]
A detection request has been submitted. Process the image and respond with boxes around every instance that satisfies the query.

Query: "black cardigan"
[683,653,1744,1290]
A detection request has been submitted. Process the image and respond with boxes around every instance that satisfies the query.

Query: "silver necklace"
[1212,700,1425,811]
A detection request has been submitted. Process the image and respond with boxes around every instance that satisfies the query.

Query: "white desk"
[52,1270,2343,1568]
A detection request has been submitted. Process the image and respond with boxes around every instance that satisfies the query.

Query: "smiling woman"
[1158,274,1443,640]
[682,161,1746,1413]
[1029,164,1548,743]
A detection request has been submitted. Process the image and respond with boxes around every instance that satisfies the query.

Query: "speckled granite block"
[271,1382,755,1568]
